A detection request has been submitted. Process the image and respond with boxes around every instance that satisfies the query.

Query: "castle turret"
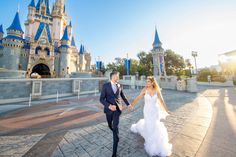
[78,44,85,71]
[2,11,24,70]
[0,25,4,50]
[0,25,4,40]
[59,26,71,77]
[25,0,36,40]
[52,0,67,42]
[151,27,166,77]
[83,47,91,71]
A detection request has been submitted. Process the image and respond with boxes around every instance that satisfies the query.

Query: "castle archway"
[31,64,51,78]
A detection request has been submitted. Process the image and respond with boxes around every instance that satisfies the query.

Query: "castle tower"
[151,27,166,78]
[84,48,91,72]
[2,11,24,70]
[59,26,71,77]
[25,0,36,40]
[52,0,68,42]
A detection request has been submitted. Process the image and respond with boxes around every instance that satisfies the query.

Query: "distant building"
[151,27,167,78]
[218,50,236,77]
[0,0,91,78]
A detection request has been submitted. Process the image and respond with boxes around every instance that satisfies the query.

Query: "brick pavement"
[0,89,213,157]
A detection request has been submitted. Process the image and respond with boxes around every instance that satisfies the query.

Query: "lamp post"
[192,51,198,75]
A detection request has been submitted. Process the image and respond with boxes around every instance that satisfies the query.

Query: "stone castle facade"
[0,0,91,78]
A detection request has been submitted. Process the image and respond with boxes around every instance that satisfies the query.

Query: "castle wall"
[20,49,29,71]
[0,77,107,104]
[2,47,21,70]
[0,49,3,68]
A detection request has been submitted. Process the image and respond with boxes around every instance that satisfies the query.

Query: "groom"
[100,71,132,157]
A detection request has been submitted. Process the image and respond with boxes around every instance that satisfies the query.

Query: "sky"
[0,0,236,68]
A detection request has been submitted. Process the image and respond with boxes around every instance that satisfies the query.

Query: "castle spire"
[7,11,24,33]
[0,25,4,34]
[61,26,69,41]
[28,0,36,8]
[71,36,76,47]
[79,44,84,55]
[152,27,162,49]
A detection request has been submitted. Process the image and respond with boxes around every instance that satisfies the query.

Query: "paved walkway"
[196,87,236,157]
[0,87,216,157]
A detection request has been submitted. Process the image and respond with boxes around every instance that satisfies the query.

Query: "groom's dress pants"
[106,109,121,155]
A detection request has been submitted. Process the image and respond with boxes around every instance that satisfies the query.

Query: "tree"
[106,57,125,76]
[130,59,139,75]
[137,51,153,76]
[164,49,186,76]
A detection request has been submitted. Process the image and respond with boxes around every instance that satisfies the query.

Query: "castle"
[0,0,91,78]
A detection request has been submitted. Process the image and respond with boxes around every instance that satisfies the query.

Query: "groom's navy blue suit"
[100,81,130,156]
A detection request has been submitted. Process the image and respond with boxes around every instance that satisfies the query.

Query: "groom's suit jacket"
[100,81,130,114]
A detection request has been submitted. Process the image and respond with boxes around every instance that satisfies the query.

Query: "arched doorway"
[31,64,51,78]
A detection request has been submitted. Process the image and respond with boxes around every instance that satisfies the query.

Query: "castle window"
[45,47,50,56]
[35,46,42,55]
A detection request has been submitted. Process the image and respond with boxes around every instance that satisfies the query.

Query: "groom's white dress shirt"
[111,81,118,94]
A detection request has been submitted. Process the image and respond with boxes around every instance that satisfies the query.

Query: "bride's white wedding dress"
[130,91,172,157]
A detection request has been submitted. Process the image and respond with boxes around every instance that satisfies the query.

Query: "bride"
[130,76,172,157]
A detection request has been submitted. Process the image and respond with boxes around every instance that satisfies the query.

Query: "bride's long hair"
[147,76,160,92]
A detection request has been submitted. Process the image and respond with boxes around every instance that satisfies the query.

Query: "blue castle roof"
[79,44,84,55]
[34,22,52,43]
[0,25,4,33]
[29,0,36,7]
[69,21,72,27]
[36,0,50,15]
[153,27,162,48]
[61,26,70,41]
[71,36,76,47]
[7,12,23,33]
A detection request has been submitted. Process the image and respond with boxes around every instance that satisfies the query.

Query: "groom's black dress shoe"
[112,154,117,157]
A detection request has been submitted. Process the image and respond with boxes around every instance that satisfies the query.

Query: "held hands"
[128,103,134,111]
[109,104,117,111]
[109,104,134,112]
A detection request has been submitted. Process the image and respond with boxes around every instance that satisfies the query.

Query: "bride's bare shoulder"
[140,87,146,95]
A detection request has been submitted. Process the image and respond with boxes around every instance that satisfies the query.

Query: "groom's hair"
[110,71,119,79]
